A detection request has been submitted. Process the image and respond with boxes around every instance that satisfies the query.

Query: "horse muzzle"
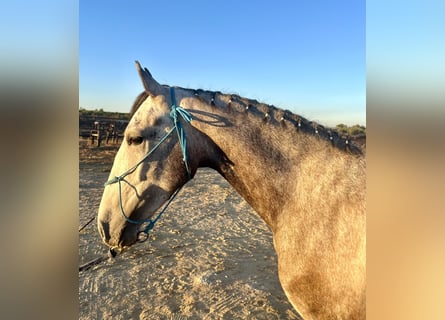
[98,218,138,249]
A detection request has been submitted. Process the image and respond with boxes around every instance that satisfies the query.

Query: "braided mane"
[130,87,365,155]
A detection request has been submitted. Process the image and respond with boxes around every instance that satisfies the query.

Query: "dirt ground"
[79,138,300,319]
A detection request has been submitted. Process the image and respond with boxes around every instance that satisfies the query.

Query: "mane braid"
[180,87,364,155]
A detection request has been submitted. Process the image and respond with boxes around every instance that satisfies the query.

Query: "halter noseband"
[104,87,192,242]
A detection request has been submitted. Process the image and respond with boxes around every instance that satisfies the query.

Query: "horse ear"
[135,61,165,96]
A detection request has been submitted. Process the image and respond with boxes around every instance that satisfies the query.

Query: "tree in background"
[336,124,366,136]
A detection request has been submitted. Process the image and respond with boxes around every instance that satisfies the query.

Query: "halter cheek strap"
[170,86,192,179]
[103,87,192,241]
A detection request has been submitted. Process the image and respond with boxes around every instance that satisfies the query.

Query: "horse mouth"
[98,219,140,250]
[118,237,137,249]
[107,227,148,255]
[117,225,140,248]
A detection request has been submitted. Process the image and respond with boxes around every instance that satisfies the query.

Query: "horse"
[97,61,366,319]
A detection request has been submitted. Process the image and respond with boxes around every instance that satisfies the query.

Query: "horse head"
[97,62,197,250]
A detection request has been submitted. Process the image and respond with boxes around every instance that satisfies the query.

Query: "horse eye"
[127,136,144,145]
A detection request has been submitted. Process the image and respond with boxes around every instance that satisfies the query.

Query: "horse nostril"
[98,220,111,243]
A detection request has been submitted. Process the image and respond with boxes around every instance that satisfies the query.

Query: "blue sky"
[80,0,365,126]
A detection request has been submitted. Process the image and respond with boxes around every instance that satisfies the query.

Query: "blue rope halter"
[103,87,192,241]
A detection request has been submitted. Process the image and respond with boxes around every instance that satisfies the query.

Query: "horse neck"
[182,93,360,230]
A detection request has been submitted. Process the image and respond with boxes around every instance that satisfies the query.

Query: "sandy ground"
[79,138,300,319]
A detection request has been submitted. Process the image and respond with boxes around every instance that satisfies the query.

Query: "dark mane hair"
[130,91,149,118]
[131,87,365,155]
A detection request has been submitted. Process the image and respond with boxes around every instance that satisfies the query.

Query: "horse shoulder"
[273,154,365,319]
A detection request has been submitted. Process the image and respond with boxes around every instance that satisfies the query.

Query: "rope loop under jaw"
[103,87,192,242]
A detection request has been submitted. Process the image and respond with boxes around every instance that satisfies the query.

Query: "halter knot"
[104,176,121,186]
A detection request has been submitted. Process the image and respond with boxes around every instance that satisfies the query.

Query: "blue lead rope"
[104,87,192,240]
[170,86,192,179]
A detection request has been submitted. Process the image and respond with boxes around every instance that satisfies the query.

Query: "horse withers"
[97,61,366,319]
